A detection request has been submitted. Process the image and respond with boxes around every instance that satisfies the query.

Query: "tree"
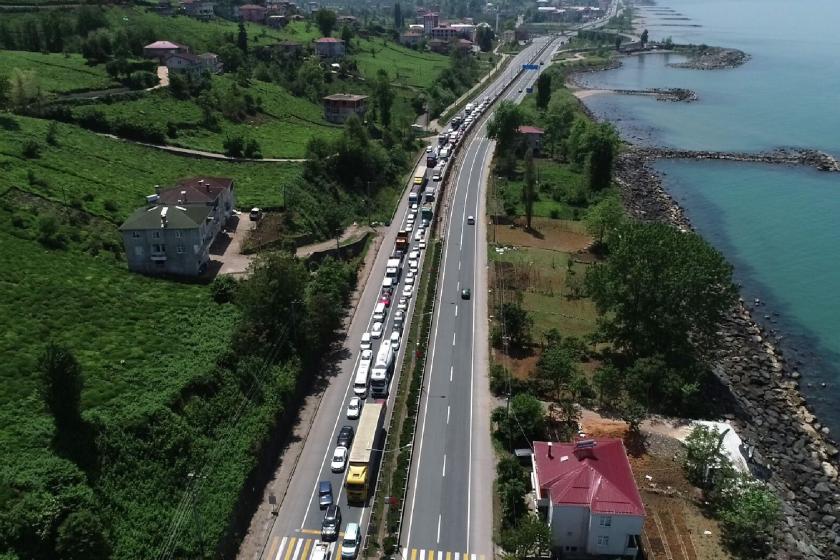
[315,9,337,37]
[237,21,248,53]
[223,135,245,157]
[476,25,494,52]
[640,29,649,47]
[497,455,527,526]
[9,68,42,108]
[593,363,622,404]
[322,203,344,254]
[393,1,403,29]
[372,69,394,127]
[491,393,545,448]
[683,424,728,488]
[55,510,111,560]
[487,101,523,152]
[535,72,551,110]
[585,124,616,191]
[536,342,578,404]
[522,150,536,230]
[501,515,551,559]
[38,344,83,429]
[585,222,738,360]
[45,121,59,146]
[0,71,9,108]
[543,96,576,158]
[583,193,624,247]
[219,43,244,73]
[718,478,780,555]
[340,24,353,44]
[496,301,532,351]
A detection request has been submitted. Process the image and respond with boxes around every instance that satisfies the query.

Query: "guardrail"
[363,35,559,559]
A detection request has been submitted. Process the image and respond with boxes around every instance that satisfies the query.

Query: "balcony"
[150,252,167,262]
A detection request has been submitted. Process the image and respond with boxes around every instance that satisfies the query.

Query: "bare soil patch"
[495,218,591,253]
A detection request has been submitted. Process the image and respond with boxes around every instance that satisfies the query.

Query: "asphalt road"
[401,36,564,560]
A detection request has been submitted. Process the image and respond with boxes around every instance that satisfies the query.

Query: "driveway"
[211,214,254,277]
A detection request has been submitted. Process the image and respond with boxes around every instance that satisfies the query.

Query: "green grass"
[0,115,303,214]
[498,159,589,219]
[352,38,450,90]
[76,75,342,158]
[0,50,119,94]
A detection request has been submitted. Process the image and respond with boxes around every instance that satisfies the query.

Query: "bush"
[223,135,245,158]
[210,275,238,304]
[37,213,67,249]
[103,199,119,213]
[22,140,42,159]
[124,70,159,90]
[77,109,111,133]
[112,119,166,143]
[244,138,262,159]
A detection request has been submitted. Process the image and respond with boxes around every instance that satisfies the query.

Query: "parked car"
[337,425,355,447]
[321,505,342,541]
[347,396,362,419]
[331,446,348,472]
[318,480,333,509]
[371,322,384,338]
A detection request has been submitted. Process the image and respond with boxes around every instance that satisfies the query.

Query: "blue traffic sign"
[522,64,539,70]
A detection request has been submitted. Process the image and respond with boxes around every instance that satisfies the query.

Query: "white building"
[532,439,645,558]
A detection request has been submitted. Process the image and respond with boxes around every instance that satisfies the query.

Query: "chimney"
[547,442,553,459]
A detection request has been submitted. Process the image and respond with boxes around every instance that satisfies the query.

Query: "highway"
[401,36,563,560]
[254,35,562,560]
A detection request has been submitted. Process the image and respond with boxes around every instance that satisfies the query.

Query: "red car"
[379,294,391,307]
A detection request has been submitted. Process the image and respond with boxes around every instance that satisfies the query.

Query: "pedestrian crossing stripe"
[267,537,345,560]
[402,549,485,560]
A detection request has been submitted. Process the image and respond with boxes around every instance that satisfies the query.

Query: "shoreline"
[565,58,840,559]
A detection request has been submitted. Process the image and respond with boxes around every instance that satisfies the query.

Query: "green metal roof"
[119,204,212,231]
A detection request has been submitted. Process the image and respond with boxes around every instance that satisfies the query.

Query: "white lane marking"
[439,552,444,560]
[442,454,447,477]
[459,260,461,270]
[275,537,288,560]
[450,366,454,383]
[437,514,442,543]
[292,537,303,560]
[421,551,426,560]
[447,405,451,423]
[452,331,456,346]
[455,305,458,317]
[402,550,408,560]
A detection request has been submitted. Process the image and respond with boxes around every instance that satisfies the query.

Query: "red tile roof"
[533,439,645,516]
[518,125,545,135]
[158,177,233,204]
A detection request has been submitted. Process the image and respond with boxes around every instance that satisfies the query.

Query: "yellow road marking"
[411,548,417,560]
[301,539,312,560]
[300,529,322,535]
[446,551,451,560]
[334,544,343,560]
[283,538,296,560]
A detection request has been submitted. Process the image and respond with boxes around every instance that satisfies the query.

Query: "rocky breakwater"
[633,146,840,172]
[610,87,698,102]
[614,149,840,560]
[669,45,751,70]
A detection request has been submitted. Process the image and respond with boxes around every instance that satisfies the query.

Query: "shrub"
[46,122,59,146]
[77,109,111,133]
[124,70,159,90]
[37,213,67,249]
[210,275,238,304]
[103,199,119,213]
[22,140,42,159]
[244,138,262,159]
[112,119,166,143]
[223,135,245,158]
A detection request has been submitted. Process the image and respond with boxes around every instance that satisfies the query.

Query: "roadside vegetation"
[486,63,777,558]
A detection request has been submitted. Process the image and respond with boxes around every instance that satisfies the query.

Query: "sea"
[575,0,840,431]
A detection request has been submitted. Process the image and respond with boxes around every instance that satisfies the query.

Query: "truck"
[385,257,402,279]
[465,102,475,115]
[413,174,427,189]
[395,229,409,254]
[424,186,436,203]
[437,132,449,145]
[369,341,394,398]
[426,153,437,168]
[421,203,434,222]
[345,401,386,503]
[525,85,533,94]
[439,146,450,159]
[408,183,422,204]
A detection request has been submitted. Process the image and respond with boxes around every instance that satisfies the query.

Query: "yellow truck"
[345,401,386,503]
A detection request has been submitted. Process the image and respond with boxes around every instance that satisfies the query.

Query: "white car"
[397,297,408,311]
[347,397,362,419]
[403,284,414,298]
[389,331,401,350]
[425,145,433,153]
[433,173,441,182]
[414,230,423,242]
[408,259,418,270]
[419,240,427,250]
[467,215,475,225]
[331,446,348,472]
[360,349,373,363]
[360,333,371,350]
[405,275,415,286]
[410,203,418,211]
[371,321,384,338]
[409,250,420,260]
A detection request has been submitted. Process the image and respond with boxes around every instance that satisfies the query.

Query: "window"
[175,231,183,238]
[132,231,141,239]
[153,231,161,239]
[597,536,609,547]
[177,245,185,254]
[600,516,612,527]
[153,244,166,253]
[134,246,143,257]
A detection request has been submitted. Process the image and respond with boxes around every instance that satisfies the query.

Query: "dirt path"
[294,223,372,258]
[96,133,307,162]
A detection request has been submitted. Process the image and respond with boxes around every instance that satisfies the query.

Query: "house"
[429,26,458,42]
[427,39,449,54]
[143,40,189,61]
[518,125,544,155]
[154,0,174,16]
[197,52,223,73]
[274,41,303,55]
[182,0,215,19]
[314,37,346,58]
[267,15,288,28]
[238,3,267,22]
[323,93,368,123]
[456,38,474,53]
[164,52,222,75]
[532,439,645,558]
[337,15,359,27]
[119,178,236,277]
[423,12,439,34]
[400,30,424,47]
[450,23,476,40]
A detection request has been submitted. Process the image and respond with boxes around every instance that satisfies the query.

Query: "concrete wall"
[585,513,643,557]
[549,503,588,552]
[123,226,209,276]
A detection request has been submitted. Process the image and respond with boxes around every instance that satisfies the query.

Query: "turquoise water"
[577,0,840,428]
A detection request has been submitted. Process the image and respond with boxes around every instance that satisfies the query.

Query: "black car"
[337,425,355,447]
[461,288,471,300]
[321,505,342,541]
[318,480,333,509]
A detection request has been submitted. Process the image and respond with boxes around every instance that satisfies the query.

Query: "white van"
[360,332,371,351]
[381,277,394,291]
[373,302,387,322]
[353,361,370,397]
[341,523,360,559]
